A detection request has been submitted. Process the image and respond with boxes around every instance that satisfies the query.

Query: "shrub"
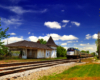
[57,46,67,57]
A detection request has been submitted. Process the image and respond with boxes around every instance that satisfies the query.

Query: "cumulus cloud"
[64,47,68,50]
[60,35,78,40]
[9,33,16,35]
[2,37,23,44]
[86,34,91,39]
[92,34,97,39]
[29,36,38,42]
[71,21,80,26]
[0,5,47,14]
[61,43,67,46]
[44,21,61,29]
[29,33,78,42]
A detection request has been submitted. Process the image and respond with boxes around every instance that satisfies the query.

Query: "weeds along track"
[0,59,79,77]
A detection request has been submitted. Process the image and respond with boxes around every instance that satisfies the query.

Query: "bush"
[57,46,67,57]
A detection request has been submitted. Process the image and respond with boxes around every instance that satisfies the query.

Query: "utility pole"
[98,8,100,59]
[98,32,100,59]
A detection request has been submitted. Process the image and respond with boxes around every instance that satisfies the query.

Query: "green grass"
[39,64,100,80]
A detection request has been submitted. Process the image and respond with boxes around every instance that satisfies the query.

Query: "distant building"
[6,36,57,59]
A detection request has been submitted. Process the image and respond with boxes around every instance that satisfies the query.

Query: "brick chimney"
[37,40,40,44]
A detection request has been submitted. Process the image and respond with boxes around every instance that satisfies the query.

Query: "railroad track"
[0,59,79,80]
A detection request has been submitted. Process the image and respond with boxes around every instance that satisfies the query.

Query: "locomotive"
[67,47,93,59]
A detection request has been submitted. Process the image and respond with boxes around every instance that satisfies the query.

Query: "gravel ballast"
[1,62,86,80]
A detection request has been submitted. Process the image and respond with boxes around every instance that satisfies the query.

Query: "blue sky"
[0,0,100,52]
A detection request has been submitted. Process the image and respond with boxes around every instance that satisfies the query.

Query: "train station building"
[6,36,57,59]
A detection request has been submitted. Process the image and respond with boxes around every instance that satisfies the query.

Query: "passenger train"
[67,47,93,59]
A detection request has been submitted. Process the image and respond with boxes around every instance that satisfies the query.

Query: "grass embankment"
[0,57,66,64]
[39,63,100,80]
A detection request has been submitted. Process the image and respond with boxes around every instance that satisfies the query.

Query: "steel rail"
[0,59,79,77]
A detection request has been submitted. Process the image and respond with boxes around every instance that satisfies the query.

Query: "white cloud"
[2,37,23,44]
[92,34,97,39]
[64,47,68,50]
[86,34,91,39]
[28,32,30,34]
[67,41,75,43]
[76,40,78,42]
[73,43,97,53]
[62,24,67,27]
[38,36,49,41]
[29,33,78,42]
[71,21,80,26]
[61,43,67,46]
[20,36,23,38]
[62,20,69,23]
[29,36,49,42]
[60,35,78,40]
[0,5,47,14]
[85,33,98,39]
[79,44,96,53]
[48,34,78,41]
[62,20,70,27]
[9,33,16,35]
[80,43,90,46]
[47,33,60,40]
[41,9,47,13]
[1,17,22,26]
[29,36,38,42]
[44,21,61,29]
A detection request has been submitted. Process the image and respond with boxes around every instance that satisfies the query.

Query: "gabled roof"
[46,36,58,47]
[6,40,52,50]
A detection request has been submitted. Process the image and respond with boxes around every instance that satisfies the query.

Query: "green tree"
[86,50,89,54]
[57,46,67,57]
[81,50,86,53]
[81,50,89,54]
[37,39,47,44]
[0,18,9,54]
[91,52,95,56]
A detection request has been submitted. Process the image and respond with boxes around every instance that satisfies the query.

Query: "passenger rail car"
[67,48,93,59]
